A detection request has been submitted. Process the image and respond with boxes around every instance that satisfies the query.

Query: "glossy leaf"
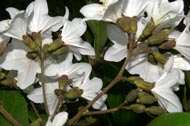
[0,90,29,126]
[147,112,190,126]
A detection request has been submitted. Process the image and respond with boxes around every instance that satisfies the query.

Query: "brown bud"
[146,106,167,115]
[159,40,176,49]
[130,104,146,113]
[148,53,157,65]
[65,87,83,100]
[54,89,64,97]
[125,89,138,103]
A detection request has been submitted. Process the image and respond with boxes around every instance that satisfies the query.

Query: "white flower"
[4,0,68,40]
[0,39,40,89]
[46,112,68,126]
[147,0,184,27]
[80,0,123,22]
[61,18,95,60]
[28,54,107,114]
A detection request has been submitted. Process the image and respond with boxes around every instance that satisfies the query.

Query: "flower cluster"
[0,0,190,125]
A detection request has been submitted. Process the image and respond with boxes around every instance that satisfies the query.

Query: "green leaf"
[87,21,107,59]
[147,112,190,126]
[0,90,29,126]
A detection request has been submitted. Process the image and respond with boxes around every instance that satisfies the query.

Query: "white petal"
[6,7,23,19]
[3,13,27,40]
[104,45,127,62]
[173,55,190,70]
[46,112,68,126]
[126,55,161,82]
[80,4,104,20]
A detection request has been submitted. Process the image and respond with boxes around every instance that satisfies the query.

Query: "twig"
[0,104,21,126]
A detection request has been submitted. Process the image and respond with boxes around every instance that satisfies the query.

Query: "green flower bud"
[137,91,157,104]
[30,118,42,126]
[42,44,50,58]
[130,104,146,113]
[32,32,42,47]
[51,46,68,56]
[48,39,64,52]
[58,75,68,91]
[145,29,170,45]
[130,17,137,34]
[128,76,154,92]
[116,16,137,34]
[152,51,168,65]
[65,87,83,100]
[116,16,131,33]
[146,106,166,115]
[0,72,6,80]
[26,51,38,60]
[141,18,155,39]
[125,89,138,103]
[0,78,17,87]
[159,40,176,49]
[22,35,38,51]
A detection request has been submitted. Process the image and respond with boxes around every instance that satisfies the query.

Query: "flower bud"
[130,17,137,34]
[152,51,168,65]
[137,91,157,104]
[30,118,42,126]
[0,72,6,80]
[0,78,17,87]
[0,45,5,56]
[128,76,154,92]
[141,18,155,39]
[54,89,64,97]
[145,29,170,45]
[116,16,131,33]
[42,44,50,57]
[48,39,64,52]
[148,53,157,65]
[125,89,138,103]
[65,87,83,100]
[32,32,42,47]
[22,35,38,51]
[146,106,166,115]
[58,75,68,91]
[116,16,137,33]
[159,40,176,49]
[26,51,38,60]
[51,46,68,56]
[130,104,146,113]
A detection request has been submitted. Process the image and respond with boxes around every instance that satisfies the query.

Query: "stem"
[83,103,125,116]
[68,54,132,125]
[51,96,64,121]
[0,105,21,126]
[30,102,41,119]
[40,53,50,116]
